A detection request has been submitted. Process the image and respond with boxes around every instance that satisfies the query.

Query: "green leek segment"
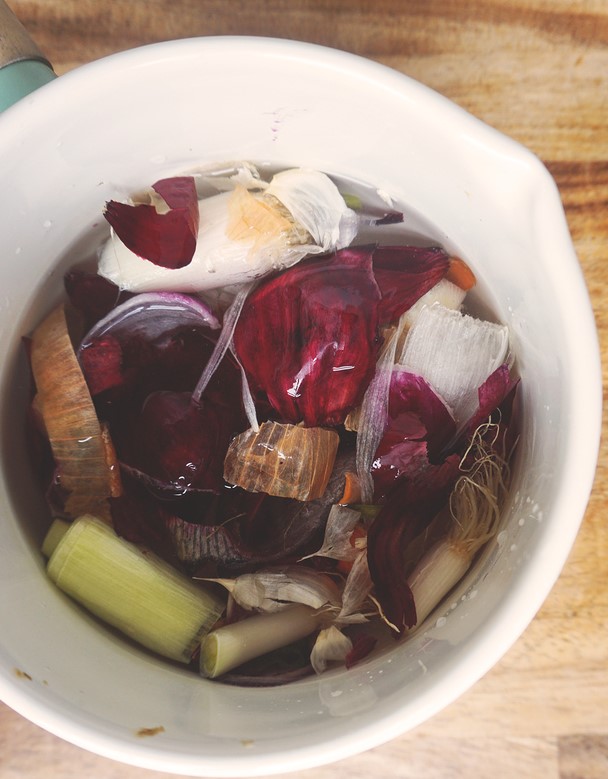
[46,515,225,663]
[41,518,70,558]
[200,604,320,678]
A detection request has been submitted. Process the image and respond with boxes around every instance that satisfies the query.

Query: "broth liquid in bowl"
[22,162,519,686]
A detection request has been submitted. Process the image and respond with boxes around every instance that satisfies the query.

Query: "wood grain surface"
[1,2,607,778]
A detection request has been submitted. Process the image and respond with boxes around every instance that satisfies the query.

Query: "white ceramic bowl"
[0,37,601,777]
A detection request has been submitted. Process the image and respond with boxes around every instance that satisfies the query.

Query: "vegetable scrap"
[136,726,166,738]
[28,162,519,686]
[223,422,340,500]
[105,176,200,269]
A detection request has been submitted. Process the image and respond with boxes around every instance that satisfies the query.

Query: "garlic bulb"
[98,166,357,293]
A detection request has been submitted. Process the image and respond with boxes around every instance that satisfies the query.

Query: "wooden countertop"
[1,2,606,778]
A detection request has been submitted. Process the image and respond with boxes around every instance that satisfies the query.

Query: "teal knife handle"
[0,0,55,111]
[0,59,55,111]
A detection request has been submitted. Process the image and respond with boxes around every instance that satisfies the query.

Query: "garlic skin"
[266,167,358,251]
[208,566,341,613]
[310,626,353,674]
[300,504,362,563]
[98,167,357,293]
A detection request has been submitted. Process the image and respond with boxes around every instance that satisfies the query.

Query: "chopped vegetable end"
[406,540,470,627]
[339,472,362,505]
[200,604,320,679]
[445,256,476,290]
[41,518,71,558]
[47,515,225,662]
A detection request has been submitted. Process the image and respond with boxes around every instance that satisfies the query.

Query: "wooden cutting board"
[1,2,607,777]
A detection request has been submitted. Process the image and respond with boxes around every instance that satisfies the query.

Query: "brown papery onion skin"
[224,421,339,501]
[30,305,120,522]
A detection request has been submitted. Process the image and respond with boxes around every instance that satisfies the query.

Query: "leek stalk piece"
[47,515,225,663]
[407,421,510,628]
[200,604,320,679]
[406,540,471,627]
[41,518,70,558]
